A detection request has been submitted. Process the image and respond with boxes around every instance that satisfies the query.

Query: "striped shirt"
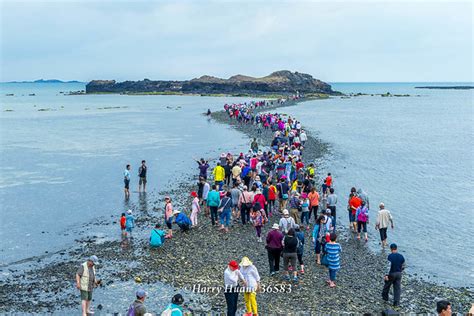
[325,242,342,270]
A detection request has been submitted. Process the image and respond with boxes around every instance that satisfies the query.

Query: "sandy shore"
[1,97,472,314]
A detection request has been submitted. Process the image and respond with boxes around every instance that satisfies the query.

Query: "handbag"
[243,194,253,209]
[321,254,329,266]
[218,198,230,213]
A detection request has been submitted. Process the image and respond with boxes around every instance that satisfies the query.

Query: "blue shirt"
[175,213,191,226]
[388,253,405,274]
[325,242,342,270]
[125,214,134,228]
[150,229,165,247]
[124,169,130,180]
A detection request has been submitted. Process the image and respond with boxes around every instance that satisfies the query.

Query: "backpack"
[357,207,368,222]
[161,304,181,316]
[127,303,136,316]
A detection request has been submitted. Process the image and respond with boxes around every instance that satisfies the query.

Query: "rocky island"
[85,70,340,96]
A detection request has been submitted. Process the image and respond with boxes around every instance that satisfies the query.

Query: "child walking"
[325,232,342,288]
[251,206,267,242]
[120,213,126,237]
[125,210,135,238]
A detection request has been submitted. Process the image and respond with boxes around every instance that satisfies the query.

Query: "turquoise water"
[282,82,474,287]
[0,82,473,288]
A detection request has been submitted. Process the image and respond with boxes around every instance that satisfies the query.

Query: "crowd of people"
[76,100,463,315]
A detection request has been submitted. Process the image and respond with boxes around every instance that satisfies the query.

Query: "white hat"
[172,210,181,215]
[282,209,289,216]
[127,209,132,214]
[272,223,280,229]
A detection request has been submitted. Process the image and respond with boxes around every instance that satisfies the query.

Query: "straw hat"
[272,223,280,230]
[172,210,181,215]
[240,256,253,267]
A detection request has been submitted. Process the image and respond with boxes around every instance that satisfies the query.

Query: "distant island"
[85,70,340,96]
[4,79,83,83]
[415,86,473,90]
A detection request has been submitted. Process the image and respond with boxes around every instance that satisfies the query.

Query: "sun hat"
[127,209,132,214]
[172,210,181,215]
[228,260,239,270]
[282,209,289,216]
[88,255,99,265]
[240,256,253,267]
[136,288,147,298]
[191,191,197,198]
[172,294,184,305]
[272,223,280,229]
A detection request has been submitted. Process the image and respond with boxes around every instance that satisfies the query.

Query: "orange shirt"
[308,191,320,207]
[325,176,332,187]
[349,196,362,214]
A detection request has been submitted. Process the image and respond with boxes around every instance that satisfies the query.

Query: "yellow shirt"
[213,165,225,182]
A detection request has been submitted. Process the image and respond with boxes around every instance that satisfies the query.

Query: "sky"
[0,0,472,82]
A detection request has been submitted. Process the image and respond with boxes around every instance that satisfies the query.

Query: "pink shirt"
[165,202,173,220]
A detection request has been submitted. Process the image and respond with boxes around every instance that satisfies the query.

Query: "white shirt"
[240,265,260,291]
[224,267,244,287]
[376,209,393,229]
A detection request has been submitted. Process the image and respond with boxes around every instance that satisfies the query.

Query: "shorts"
[139,177,147,185]
[283,252,297,271]
[126,227,133,233]
[357,221,367,233]
[80,290,92,301]
[349,211,356,222]
[124,179,130,189]
[166,218,172,229]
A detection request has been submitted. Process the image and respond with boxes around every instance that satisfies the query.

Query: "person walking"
[138,160,147,193]
[207,185,220,226]
[288,191,301,224]
[219,191,233,232]
[308,187,320,223]
[312,215,328,265]
[382,243,405,306]
[266,223,284,276]
[355,201,369,241]
[348,192,362,232]
[201,178,211,217]
[251,207,266,242]
[326,188,338,231]
[240,257,261,316]
[282,228,299,282]
[124,164,131,199]
[125,209,135,238]
[295,225,305,274]
[75,255,100,316]
[162,294,185,316]
[279,209,296,234]
[238,186,254,225]
[127,288,147,316]
[325,233,342,288]
[213,162,226,191]
[375,202,394,248]
[230,183,242,220]
[224,260,246,316]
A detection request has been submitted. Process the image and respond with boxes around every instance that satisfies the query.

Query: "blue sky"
[0,0,472,82]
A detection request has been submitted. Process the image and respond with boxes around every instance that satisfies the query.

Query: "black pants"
[379,227,388,241]
[310,205,318,221]
[178,223,190,232]
[240,205,250,224]
[224,291,239,316]
[210,206,218,225]
[382,272,402,305]
[328,206,336,230]
[267,248,281,273]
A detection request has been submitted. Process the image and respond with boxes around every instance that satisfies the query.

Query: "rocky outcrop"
[86,70,339,95]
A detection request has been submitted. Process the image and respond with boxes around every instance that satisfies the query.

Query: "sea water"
[281,82,474,287]
[0,83,252,268]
